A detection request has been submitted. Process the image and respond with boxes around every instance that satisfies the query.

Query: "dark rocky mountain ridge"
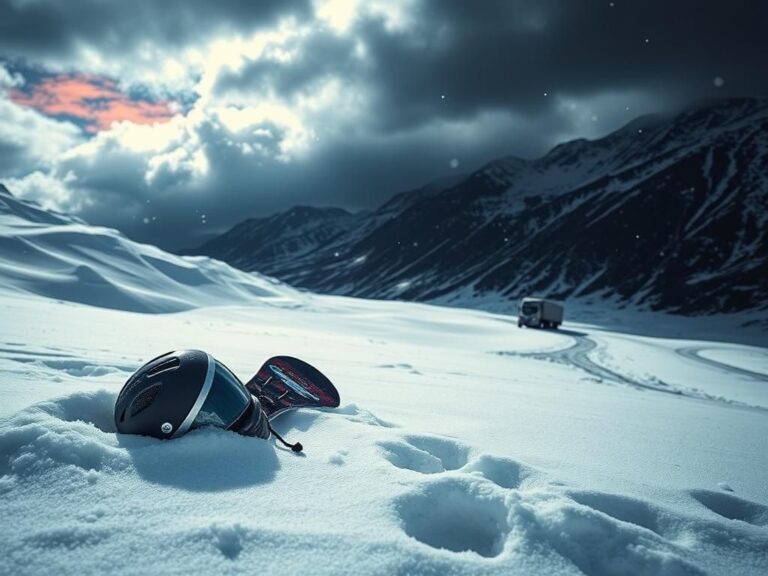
[187,98,768,315]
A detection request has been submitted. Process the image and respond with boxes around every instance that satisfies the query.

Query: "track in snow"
[494,330,765,407]
[496,330,684,397]
[676,346,768,382]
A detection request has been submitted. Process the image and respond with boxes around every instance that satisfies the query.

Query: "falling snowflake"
[142,217,150,224]
[450,158,459,169]
[713,76,725,88]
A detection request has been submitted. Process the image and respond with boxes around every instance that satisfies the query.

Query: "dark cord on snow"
[268,422,303,452]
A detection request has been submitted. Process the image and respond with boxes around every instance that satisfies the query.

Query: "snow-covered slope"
[186,174,467,277]
[190,98,768,315]
[0,184,297,313]
[0,190,767,575]
[0,292,767,576]
[184,205,362,277]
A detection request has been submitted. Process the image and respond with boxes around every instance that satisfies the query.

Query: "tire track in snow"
[494,331,765,407]
[676,346,768,382]
[502,331,685,397]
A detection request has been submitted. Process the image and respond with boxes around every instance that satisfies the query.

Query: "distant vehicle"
[518,297,563,329]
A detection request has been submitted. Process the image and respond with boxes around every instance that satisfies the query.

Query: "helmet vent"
[130,384,162,417]
[146,357,180,378]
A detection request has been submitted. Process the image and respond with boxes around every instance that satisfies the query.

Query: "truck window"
[521,303,539,315]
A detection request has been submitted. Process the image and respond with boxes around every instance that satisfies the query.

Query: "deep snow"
[1,187,767,575]
[1,292,767,576]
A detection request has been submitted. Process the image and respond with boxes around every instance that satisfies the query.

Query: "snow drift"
[0,183,297,313]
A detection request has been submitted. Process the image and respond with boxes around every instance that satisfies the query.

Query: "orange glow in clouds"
[11,74,174,133]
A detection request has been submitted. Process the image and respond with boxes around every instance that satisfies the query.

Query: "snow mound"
[0,186,298,312]
[2,390,767,575]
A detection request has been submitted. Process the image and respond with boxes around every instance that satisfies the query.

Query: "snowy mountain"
[186,174,466,278]
[2,147,768,576]
[189,98,768,315]
[185,206,362,278]
[0,183,297,313]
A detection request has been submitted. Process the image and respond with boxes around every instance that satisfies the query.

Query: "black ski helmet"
[115,350,269,440]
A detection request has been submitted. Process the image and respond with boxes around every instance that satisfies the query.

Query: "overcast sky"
[1,0,767,249]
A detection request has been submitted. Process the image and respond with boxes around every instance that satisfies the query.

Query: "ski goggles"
[178,354,269,439]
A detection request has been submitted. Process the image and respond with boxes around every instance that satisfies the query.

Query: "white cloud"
[552,90,663,144]
[145,146,209,189]
[2,170,83,212]
[313,0,416,34]
[0,96,83,177]
[0,64,23,89]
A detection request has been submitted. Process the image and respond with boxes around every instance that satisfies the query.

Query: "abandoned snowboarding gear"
[115,350,340,452]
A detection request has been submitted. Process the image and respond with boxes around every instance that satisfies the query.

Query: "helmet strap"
[268,423,303,452]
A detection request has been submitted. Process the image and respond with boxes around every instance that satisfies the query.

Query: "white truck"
[517,297,564,329]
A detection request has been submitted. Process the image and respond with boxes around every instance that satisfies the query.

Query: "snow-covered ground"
[1,187,767,575]
[1,291,767,576]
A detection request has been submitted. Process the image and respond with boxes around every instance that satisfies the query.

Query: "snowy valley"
[189,98,768,317]
[1,182,767,575]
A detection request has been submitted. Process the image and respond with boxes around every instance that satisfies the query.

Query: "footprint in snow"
[377,434,529,489]
[394,475,708,573]
[513,493,707,575]
[690,489,768,526]
[333,403,397,428]
[395,477,510,558]
[462,454,530,490]
[568,490,678,538]
[381,434,761,573]
[379,434,533,558]
[378,440,445,474]
[378,434,471,474]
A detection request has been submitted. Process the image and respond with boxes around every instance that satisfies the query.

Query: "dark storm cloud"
[2,0,768,251]
[354,0,768,131]
[88,108,582,251]
[210,0,768,133]
[0,0,310,57]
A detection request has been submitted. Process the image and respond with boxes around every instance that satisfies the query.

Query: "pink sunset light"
[11,74,174,133]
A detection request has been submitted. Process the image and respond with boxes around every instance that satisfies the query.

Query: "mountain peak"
[191,97,767,315]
